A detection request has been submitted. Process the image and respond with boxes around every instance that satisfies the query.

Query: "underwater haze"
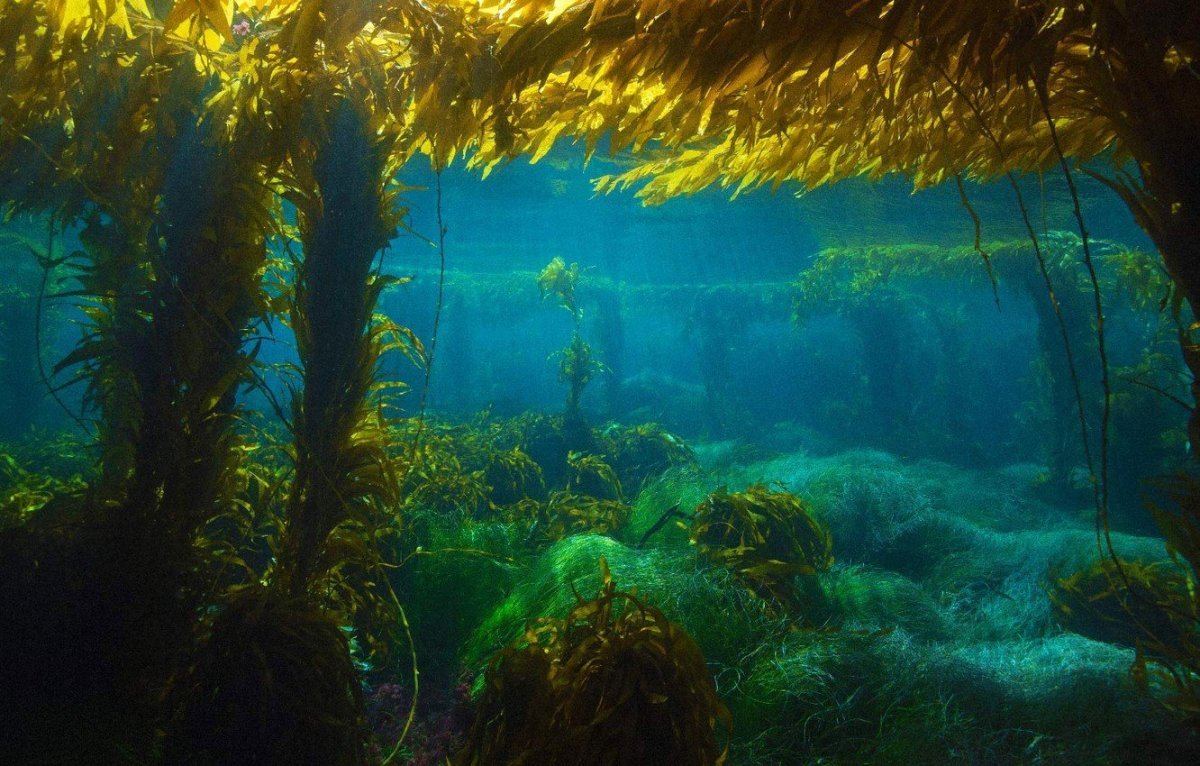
[4,146,1198,764]
[3,3,1200,764]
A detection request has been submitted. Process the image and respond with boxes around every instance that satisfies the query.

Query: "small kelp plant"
[1050,474,1200,727]
[456,557,730,766]
[690,485,834,612]
[539,256,606,420]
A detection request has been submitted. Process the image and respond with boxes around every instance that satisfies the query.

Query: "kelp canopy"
[6,0,1197,420]
[6,2,1197,216]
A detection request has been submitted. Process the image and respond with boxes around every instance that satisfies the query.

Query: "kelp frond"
[457,556,730,765]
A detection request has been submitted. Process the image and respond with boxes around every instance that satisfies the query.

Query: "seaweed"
[531,490,630,544]
[164,586,369,765]
[690,485,833,612]
[456,557,729,766]
[539,257,606,420]
[600,421,696,495]
[1050,558,1193,654]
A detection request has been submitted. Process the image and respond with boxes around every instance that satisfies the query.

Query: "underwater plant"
[278,95,403,597]
[539,257,606,419]
[600,421,696,496]
[791,235,1128,488]
[690,485,833,612]
[165,586,369,765]
[456,557,729,766]
[0,449,87,530]
[173,93,416,765]
[1050,558,1194,656]
[529,490,630,544]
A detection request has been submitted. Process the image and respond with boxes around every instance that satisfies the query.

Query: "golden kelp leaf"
[53,0,94,31]
[164,0,232,43]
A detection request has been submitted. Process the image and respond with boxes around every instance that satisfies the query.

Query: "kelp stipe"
[170,96,402,766]
[278,95,400,598]
[0,62,275,760]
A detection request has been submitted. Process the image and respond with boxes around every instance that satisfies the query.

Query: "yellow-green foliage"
[456,557,729,766]
[483,446,547,506]
[393,416,690,551]
[565,449,623,501]
[396,420,543,516]
[1144,476,1200,724]
[0,453,85,529]
[556,331,602,407]
[601,422,695,495]
[1050,551,1200,725]
[690,485,833,610]
[537,256,581,318]
[531,491,630,544]
[791,232,1147,321]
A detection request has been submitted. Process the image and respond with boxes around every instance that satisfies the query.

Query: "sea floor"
[390,439,1198,765]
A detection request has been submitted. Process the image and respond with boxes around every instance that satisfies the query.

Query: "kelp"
[165,585,369,765]
[537,256,581,318]
[525,490,630,544]
[483,446,547,507]
[792,234,1183,493]
[690,485,834,612]
[600,422,695,495]
[0,452,86,530]
[456,557,729,766]
[1142,476,1200,725]
[1048,472,1200,727]
[1050,559,1194,656]
[278,95,403,598]
[168,93,413,764]
[394,413,688,535]
[565,449,623,502]
[539,256,606,418]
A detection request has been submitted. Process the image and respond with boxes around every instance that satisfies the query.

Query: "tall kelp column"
[0,1,491,762]
[280,98,398,599]
[0,24,274,761]
[168,94,400,764]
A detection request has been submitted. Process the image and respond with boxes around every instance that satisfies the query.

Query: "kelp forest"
[2,2,1200,764]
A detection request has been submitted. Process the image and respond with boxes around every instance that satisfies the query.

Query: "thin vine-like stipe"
[382,158,450,764]
[387,546,519,570]
[877,15,1104,531]
[401,158,449,488]
[32,222,90,434]
[380,567,419,766]
[912,58,1100,540]
[954,172,1001,310]
[1005,170,1099,499]
[1119,374,1193,412]
[1033,77,1126,587]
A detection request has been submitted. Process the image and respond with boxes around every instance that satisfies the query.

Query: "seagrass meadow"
[3,2,1200,764]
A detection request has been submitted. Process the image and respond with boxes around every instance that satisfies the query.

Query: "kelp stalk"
[280,96,398,597]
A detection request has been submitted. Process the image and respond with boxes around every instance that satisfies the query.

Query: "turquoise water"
[1,146,1195,763]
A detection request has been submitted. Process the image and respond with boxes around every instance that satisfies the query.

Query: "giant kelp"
[539,256,606,420]
[1,0,1199,760]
